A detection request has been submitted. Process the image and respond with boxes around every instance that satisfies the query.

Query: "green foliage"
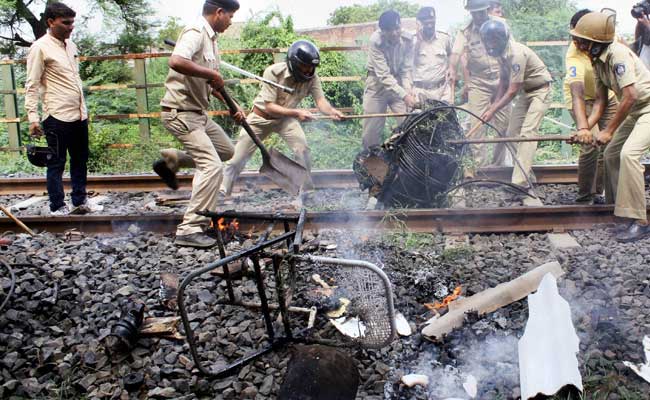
[327,0,420,25]
[157,17,184,44]
[441,245,474,262]
[503,0,573,16]
[0,0,155,57]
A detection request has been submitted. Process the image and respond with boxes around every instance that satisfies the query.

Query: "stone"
[147,387,177,398]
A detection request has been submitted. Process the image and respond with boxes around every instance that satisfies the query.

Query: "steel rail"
[0,205,638,235]
[3,164,650,195]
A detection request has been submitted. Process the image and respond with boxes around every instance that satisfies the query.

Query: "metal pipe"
[448,134,573,145]
[164,39,295,94]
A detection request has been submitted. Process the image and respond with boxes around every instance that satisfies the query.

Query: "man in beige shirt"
[155,0,244,248]
[362,10,416,149]
[411,7,453,104]
[25,2,89,216]
[220,40,344,199]
[479,20,552,188]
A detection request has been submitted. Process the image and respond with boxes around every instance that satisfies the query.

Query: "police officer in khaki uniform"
[564,9,619,204]
[488,0,504,18]
[220,40,344,197]
[479,20,552,188]
[362,10,416,149]
[448,0,511,169]
[572,12,650,242]
[155,0,244,248]
[411,7,453,104]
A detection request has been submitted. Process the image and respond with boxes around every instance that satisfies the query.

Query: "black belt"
[161,106,201,113]
[524,82,551,94]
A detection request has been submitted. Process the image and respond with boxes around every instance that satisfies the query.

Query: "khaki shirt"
[563,42,616,109]
[594,41,650,116]
[160,17,219,111]
[24,33,87,124]
[252,62,325,112]
[502,41,552,92]
[365,30,414,99]
[452,17,503,83]
[413,31,452,88]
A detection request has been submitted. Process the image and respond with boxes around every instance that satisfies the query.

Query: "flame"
[216,218,240,232]
[428,286,462,310]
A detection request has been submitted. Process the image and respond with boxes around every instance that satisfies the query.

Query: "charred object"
[278,345,359,400]
[354,101,466,208]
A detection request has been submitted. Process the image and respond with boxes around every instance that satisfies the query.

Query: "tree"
[0,0,154,55]
[327,0,420,26]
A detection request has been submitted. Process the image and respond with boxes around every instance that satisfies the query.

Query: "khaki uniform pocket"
[162,111,193,136]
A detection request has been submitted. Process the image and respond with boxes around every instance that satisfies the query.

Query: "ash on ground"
[1,226,649,399]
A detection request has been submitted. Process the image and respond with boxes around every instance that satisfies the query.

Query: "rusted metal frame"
[0,42,567,65]
[3,205,649,235]
[1,64,20,151]
[272,255,293,339]
[214,228,236,303]
[133,59,150,141]
[1,164,627,195]
[177,231,296,377]
[251,255,275,341]
[176,210,307,378]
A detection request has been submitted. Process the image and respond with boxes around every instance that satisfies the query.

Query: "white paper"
[518,273,583,399]
[463,375,478,398]
[401,374,429,388]
[623,336,650,383]
[331,317,366,338]
[395,312,412,336]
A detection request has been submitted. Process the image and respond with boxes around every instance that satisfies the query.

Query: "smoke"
[410,332,519,398]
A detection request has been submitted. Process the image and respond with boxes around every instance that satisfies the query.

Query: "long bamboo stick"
[0,205,35,236]
[448,135,573,145]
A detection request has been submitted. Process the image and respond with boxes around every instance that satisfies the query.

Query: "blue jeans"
[43,116,89,211]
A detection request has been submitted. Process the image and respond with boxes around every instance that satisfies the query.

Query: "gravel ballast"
[1,225,649,399]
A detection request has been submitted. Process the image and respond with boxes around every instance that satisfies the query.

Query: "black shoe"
[174,233,217,248]
[153,159,178,190]
[615,222,650,243]
[575,195,606,205]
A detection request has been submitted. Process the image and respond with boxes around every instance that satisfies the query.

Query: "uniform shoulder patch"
[614,63,626,77]
[512,63,521,74]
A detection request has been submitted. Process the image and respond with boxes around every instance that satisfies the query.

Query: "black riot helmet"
[26,135,58,168]
[480,19,510,57]
[287,40,320,82]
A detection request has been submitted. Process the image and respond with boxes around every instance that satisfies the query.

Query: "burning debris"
[354,101,466,208]
[422,262,565,341]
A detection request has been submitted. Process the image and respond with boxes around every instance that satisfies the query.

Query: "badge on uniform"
[512,64,521,74]
[614,63,626,77]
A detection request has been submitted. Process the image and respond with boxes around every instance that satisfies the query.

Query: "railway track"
[4,164,650,195]
[0,204,633,235]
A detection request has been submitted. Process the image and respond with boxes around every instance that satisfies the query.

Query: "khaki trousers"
[510,85,552,186]
[161,110,234,236]
[220,113,310,195]
[571,97,618,202]
[603,112,650,221]
[465,79,512,167]
[361,84,408,149]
